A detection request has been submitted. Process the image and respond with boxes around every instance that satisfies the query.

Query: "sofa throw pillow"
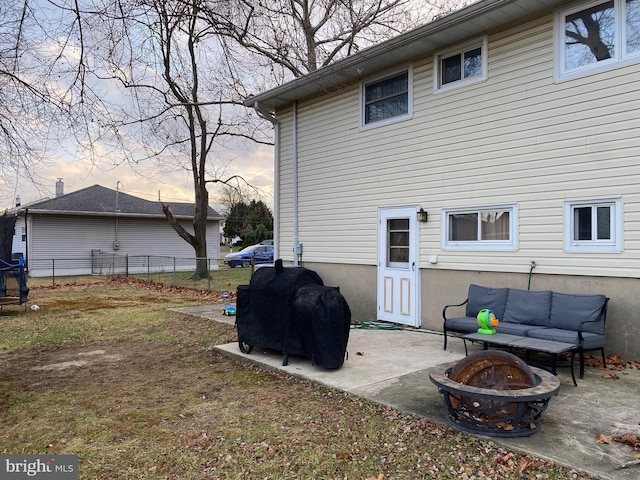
[465,284,509,319]
[502,289,552,326]
[549,292,606,334]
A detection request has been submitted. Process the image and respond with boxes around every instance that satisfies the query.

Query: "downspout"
[252,101,281,261]
[292,101,299,265]
[24,208,29,273]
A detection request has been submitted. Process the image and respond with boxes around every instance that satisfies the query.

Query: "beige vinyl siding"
[277,10,640,278]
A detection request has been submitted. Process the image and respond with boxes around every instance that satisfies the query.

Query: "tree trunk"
[162,197,210,280]
[190,182,210,280]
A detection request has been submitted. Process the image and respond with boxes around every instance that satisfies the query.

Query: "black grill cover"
[236,263,324,360]
[292,285,351,369]
[236,261,351,368]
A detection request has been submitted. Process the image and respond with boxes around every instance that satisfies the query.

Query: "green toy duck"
[477,308,499,334]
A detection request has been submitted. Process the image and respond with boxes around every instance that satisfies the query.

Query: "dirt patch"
[2,341,178,390]
[30,350,124,371]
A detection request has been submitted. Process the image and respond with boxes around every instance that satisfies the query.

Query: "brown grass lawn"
[0,277,597,479]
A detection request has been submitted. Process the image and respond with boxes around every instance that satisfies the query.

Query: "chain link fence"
[27,253,239,289]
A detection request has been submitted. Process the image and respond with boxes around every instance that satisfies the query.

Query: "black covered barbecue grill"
[236,260,351,369]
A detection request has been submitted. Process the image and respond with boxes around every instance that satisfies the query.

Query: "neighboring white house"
[12,183,223,277]
[246,0,640,359]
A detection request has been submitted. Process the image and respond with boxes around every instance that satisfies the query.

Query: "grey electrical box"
[295,243,303,255]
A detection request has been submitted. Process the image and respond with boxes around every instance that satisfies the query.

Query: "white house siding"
[274,9,640,358]
[27,214,220,277]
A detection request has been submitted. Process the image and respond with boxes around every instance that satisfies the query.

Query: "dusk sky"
[1,0,276,213]
[2,140,275,214]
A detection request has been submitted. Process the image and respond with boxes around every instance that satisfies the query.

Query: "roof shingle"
[25,185,222,219]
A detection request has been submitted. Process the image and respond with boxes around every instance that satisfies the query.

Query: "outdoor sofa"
[443,284,609,379]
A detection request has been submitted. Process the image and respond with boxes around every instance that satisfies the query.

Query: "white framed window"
[442,204,518,250]
[360,66,412,129]
[434,37,488,93]
[555,0,640,80]
[564,197,622,252]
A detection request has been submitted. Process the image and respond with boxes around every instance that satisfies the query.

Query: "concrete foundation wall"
[301,262,377,322]
[301,262,639,360]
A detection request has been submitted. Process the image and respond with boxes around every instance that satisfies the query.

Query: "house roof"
[244,0,567,111]
[23,185,223,220]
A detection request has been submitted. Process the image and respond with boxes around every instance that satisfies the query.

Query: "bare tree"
[207,0,479,80]
[77,0,272,278]
[0,0,115,204]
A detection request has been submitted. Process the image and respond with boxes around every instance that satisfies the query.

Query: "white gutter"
[252,101,281,262]
[23,210,222,220]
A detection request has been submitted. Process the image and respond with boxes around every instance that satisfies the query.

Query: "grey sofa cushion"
[495,322,541,336]
[444,316,478,334]
[502,289,552,326]
[465,284,509,319]
[527,328,605,350]
[549,292,606,334]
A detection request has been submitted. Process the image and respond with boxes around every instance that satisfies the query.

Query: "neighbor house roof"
[245,0,567,111]
[22,185,223,220]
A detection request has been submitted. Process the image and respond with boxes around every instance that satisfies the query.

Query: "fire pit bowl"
[429,351,560,437]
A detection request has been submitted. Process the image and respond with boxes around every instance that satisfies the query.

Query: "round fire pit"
[429,351,560,437]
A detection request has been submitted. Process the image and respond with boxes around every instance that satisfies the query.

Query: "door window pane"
[387,218,409,264]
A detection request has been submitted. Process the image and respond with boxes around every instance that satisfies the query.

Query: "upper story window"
[361,67,412,129]
[434,37,488,93]
[442,204,518,251]
[565,198,622,252]
[556,0,640,80]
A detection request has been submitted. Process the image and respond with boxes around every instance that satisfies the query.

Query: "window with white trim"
[434,37,488,92]
[556,0,640,80]
[361,67,412,129]
[442,204,518,250]
[565,198,622,251]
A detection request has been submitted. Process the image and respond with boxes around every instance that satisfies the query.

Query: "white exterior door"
[377,206,420,327]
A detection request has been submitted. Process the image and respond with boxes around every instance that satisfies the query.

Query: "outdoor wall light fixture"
[417,208,428,223]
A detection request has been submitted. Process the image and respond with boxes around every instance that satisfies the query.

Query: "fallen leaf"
[602,373,619,379]
[501,452,515,463]
[517,457,531,473]
[615,434,640,449]
[596,433,612,444]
